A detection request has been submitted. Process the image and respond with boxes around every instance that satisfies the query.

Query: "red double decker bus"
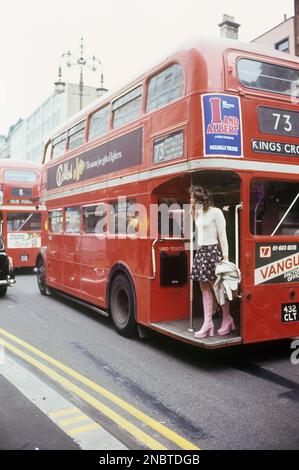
[37,37,299,348]
[0,160,46,269]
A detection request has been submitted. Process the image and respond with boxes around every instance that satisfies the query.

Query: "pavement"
[0,353,127,451]
[0,374,80,450]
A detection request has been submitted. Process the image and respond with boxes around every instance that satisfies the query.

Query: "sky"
[0,0,295,135]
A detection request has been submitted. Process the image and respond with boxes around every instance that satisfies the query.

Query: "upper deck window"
[88,105,110,141]
[44,142,52,164]
[67,121,86,150]
[237,58,299,97]
[112,86,142,129]
[4,170,37,183]
[146,64,184,112]
[52,132,67,160]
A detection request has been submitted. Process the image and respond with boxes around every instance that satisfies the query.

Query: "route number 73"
[272,112,292,132]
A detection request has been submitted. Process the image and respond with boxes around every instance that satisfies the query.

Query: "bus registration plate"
[281,303,299,323]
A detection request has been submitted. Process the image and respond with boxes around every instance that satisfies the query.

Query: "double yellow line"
[0,328,200,450]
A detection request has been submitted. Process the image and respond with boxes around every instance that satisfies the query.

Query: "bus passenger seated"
[190,185,235,338]
[127,213,139,235]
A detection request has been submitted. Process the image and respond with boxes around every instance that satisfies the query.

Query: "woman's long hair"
[189,185,214,212]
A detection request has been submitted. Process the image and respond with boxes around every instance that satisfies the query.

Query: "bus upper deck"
[42,37,299,182]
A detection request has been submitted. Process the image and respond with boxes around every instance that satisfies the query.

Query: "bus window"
[237,58,299,96]
[44,141,52,164]
[67,121,86,150]
[250,180,299,236]
[88,105,110,141]
[157,199,184,238]
[65,207,81,234]
[146,64,184,112]
[4,170,37,183]
[49,210,63,233]
[82,204,106,234]
[109,199,138,235]
[112,86,142,129]
[7,212,42,232]
[52,132,67,160]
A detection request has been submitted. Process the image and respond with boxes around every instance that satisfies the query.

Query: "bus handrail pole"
[188,207,194,332]
[150,239,159,280]
[235,203,243,269]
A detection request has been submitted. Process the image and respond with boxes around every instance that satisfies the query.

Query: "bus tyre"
[37,258,49,296]
[0,286,7,297]
[110,274,137,338]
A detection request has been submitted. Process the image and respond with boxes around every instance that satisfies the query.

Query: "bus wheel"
[0,286,7,297]
[37,259,49,296]
[110,274,137,338]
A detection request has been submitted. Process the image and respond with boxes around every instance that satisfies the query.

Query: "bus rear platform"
[149,316,242,349]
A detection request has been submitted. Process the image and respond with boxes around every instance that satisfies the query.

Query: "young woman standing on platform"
[190,185,236,338]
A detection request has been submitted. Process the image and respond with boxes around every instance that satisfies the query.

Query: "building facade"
[9,119,26,161]
[2,82,99,162]
[0,135,8,159]
[251,16,296,54]
[252,2,299,56]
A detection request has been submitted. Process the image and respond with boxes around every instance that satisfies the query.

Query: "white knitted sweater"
[195,206,229,257]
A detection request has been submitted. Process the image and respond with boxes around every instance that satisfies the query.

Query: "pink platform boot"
[195,286,214,339]
[217,301,236,336]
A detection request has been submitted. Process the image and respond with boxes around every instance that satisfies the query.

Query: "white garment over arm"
[195,207,229,257]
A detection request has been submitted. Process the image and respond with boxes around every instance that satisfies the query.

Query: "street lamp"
[54,37,107,110]
[54,65,66,95]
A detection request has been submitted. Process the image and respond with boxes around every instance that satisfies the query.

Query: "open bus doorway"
[190,171,241,265]
[190,171,242,346]
[150,170,243,348]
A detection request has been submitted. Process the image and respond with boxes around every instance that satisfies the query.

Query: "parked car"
[0,234,15,297]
